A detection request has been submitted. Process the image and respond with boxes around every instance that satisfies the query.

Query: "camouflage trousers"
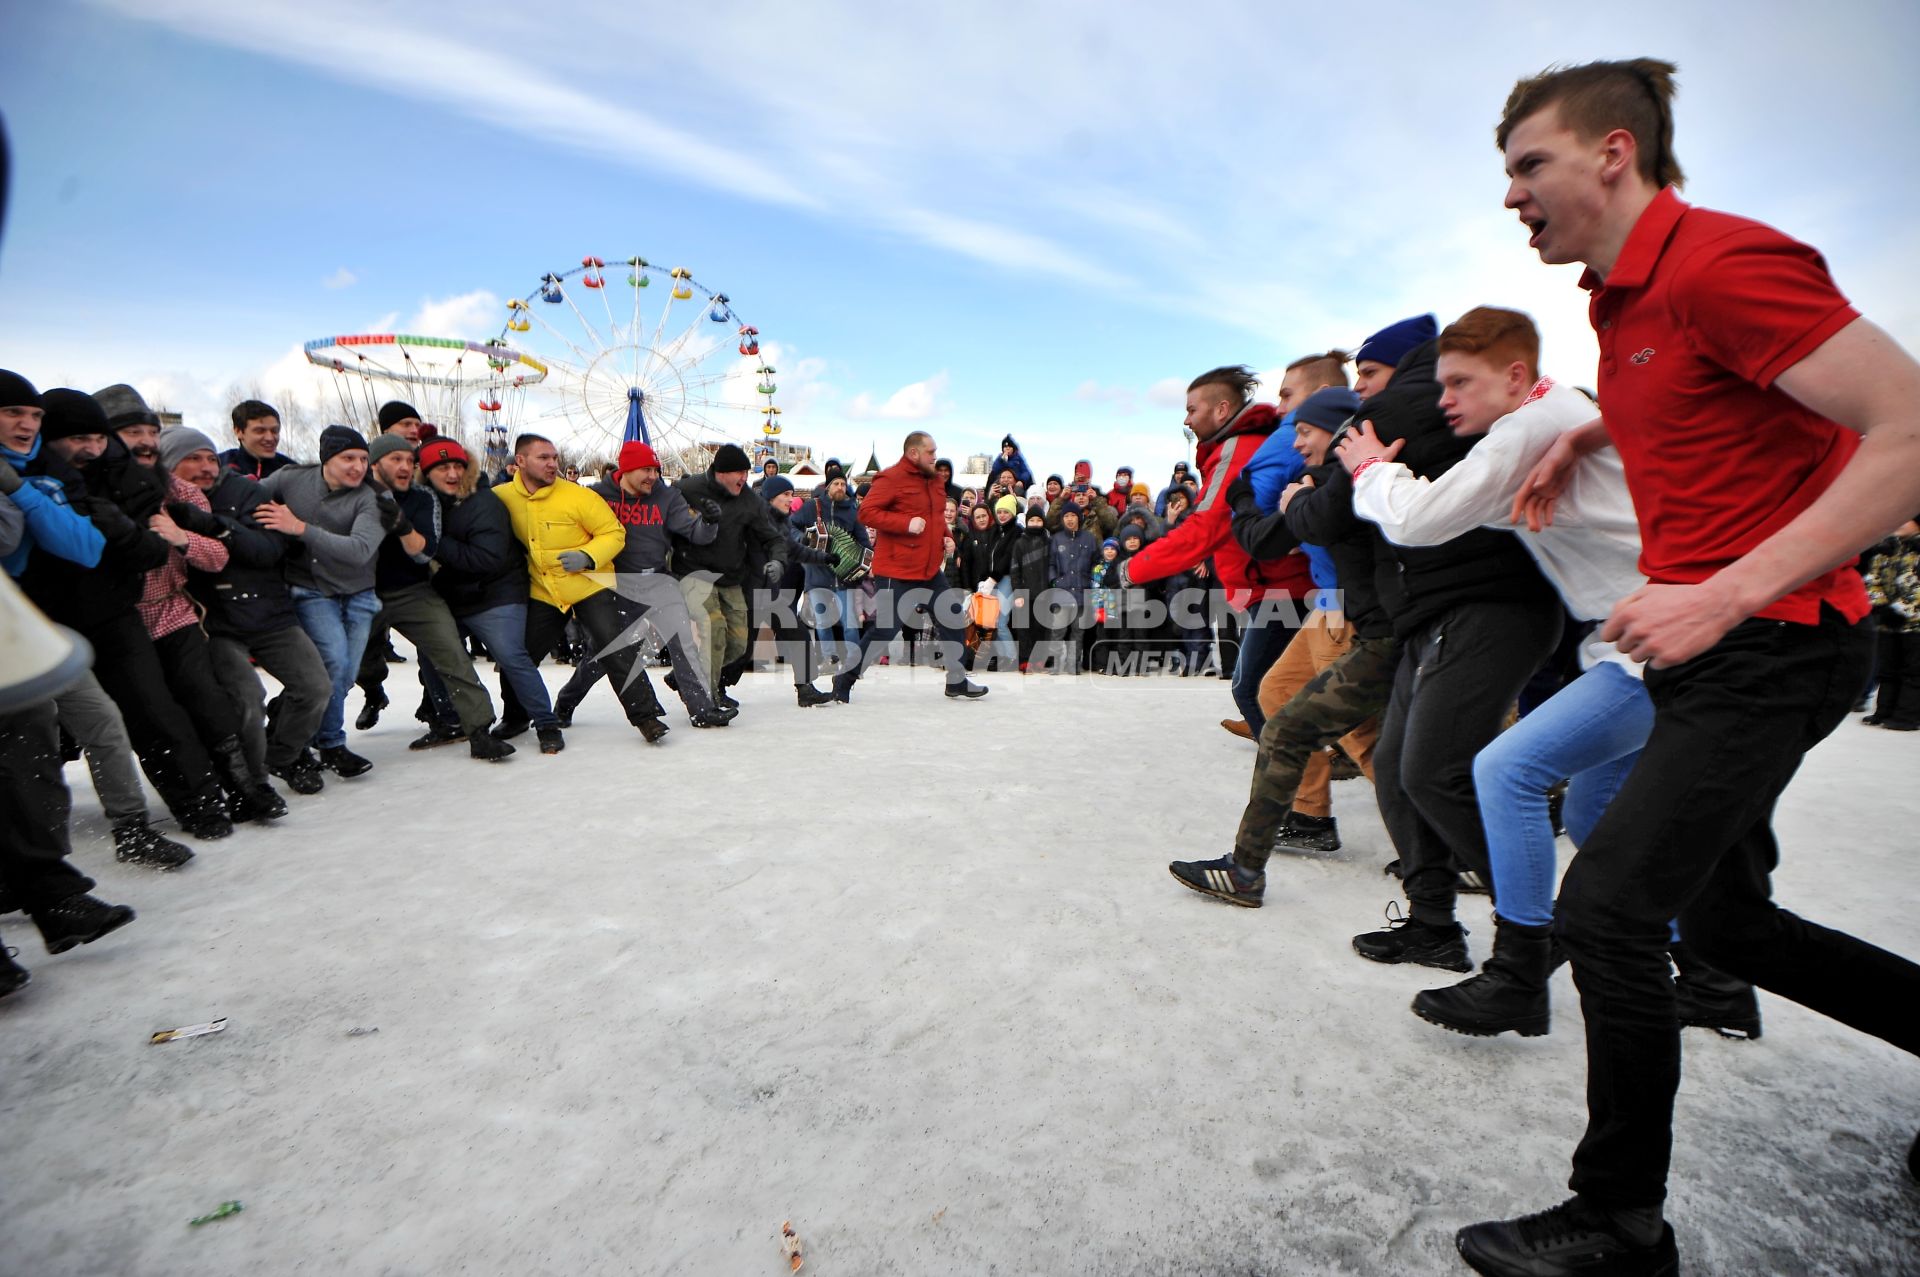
[1233,635,1399,872]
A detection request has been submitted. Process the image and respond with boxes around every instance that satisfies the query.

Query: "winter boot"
[690,709,731,728]
[796,683,833,707]
[32,892,137,955]
[113,819,195,869]
[490,717,530,741]
[409,722,469,750]
[831,670,858,704]
[469,728,516,762]
[1456,1196,1676,1277]
[269,750,326,795]
[355,688,387,730]
[1670,943,1762,1039]
[318,744,373,778]
[944,679,989,699]
[211,737,285,822]
[1352,903,1472,972]
[1273,812,1340,854]
[1413,917,1553,1037]
[178,793,234,840]
[636,717,671,743]
[537,727,565,754]
[0,946,28,999]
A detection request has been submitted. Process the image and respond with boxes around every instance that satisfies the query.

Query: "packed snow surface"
[4,660,1917,1275]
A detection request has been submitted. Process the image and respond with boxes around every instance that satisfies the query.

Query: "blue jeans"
[804,586,862,670]
[1473,661,1653,928]
[290,586,382,749]
[441,603,558,730]
[1231,608,1296,734]
[990,576,1017,668]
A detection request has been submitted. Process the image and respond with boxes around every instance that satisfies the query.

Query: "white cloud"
[847,372,950,422]
[408,290,503,340]
[1074,380,1139,416]
[322,267,358,290]
[1144,378,1187,410]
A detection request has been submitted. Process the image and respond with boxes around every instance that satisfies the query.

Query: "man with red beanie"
[1123,365,1314,728]
[834,431,987,702]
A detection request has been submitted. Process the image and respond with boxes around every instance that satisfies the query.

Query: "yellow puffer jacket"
[491,475,626,610]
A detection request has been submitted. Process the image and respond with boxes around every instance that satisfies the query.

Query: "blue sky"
[2,0,1916,481]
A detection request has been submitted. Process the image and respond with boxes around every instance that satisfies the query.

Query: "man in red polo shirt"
[835,430,987,702]
[1453,59,1920,1277]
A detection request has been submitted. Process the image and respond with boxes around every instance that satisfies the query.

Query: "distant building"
[966,452,992,475]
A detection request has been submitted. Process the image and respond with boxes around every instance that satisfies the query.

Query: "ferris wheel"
[494,254,779,473]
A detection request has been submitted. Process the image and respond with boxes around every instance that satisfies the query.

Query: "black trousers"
[0,701,94,911]
[505,593,664,729]
[843,575,967,687]
[1868,616,1920,725]
[1558,607,1917,1208]
[80,611,219,819]
[1373,598,1562,926]
[151,624,244,754]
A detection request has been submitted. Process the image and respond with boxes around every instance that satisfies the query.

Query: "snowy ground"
[3,650,1917,1276]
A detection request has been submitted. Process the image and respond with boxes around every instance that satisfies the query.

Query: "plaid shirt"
[137,473,229,639]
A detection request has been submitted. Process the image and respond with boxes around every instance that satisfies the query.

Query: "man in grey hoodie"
[255,425,385,777]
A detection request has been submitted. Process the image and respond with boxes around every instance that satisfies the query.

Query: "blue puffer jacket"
[788,492,870,590]
[987,434,1034,489]
[1237,413,1338,608]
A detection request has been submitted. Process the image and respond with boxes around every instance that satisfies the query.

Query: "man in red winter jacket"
[834,431,989,703]
[1124,365,1314,726]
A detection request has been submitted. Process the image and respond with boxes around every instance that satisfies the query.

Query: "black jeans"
[81,611,220,819]
[843,575,967,688]
[0,701,95,910]
[1374,598,1563,926]
[152,624,245,752]
[506,593,665,729]
[1559,607,1916,1208]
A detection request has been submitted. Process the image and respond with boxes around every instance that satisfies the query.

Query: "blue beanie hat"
[762,475,795,502]
[1355,314,1439,370]
[1102,538,1119,552]
[1294,387,1364,433]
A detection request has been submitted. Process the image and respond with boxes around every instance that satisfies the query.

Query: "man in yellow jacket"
[490,432,686,743]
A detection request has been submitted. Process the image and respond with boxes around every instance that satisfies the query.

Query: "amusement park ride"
[304,251,781,477]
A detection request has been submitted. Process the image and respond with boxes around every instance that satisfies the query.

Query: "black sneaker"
[0,947,28,999]
[469,730,516,762]
[796,684,834,707]
[1671,946,1763,1040]
[179,798,234,840]
[409,722,469,750]
[355,689,387,731]
[490,718,530,741]
[718,692,740,710]
[637,717,670,744]
[318,745,373,778]
[227,780,287,823]
[113,820,195,869]
[270,751,326,795]
[33,892,137,955]
[1456,1196,1676,1277]
[1273,812,1340,854]
[944,680,989,699]
[537,727,565,754]
[1168,855,1265,908]
[1352,904,1472,972]
[690,709,731,729]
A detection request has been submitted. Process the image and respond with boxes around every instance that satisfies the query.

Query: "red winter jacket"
[1123,403,1314,609]
[858,456,948,580]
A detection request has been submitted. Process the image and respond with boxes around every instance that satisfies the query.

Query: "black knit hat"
[40,388,113,441]
[94,383,160,430]
[378,401,421,432]
[0,369,42,410]
[319,424,369,464]
[710,443,751,473]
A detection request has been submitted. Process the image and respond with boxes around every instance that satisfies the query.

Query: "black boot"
[636,717,670,743]
[1413,916,1553,1037]
[113,819,195,869]
[211,736,286,822]
[318,744,373,778]
[469,728,516,762]
[178,791,234,840]
[1273,812,1340,853]
[1670,943,1762,1039]
[0,946,28,999]
[831,669,858,704]
[32,892,137,955]
[796,683,833,707]
[269,750,326,795]
[355,688,388,730]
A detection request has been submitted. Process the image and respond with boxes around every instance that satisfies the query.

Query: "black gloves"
[694,496,723,523]
[166,501,226,539]
[1225,473,1256,515]
[375,491,414,537]
[0,464,20,496]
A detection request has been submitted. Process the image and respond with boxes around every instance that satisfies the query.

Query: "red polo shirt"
[1586,186,1869,625]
